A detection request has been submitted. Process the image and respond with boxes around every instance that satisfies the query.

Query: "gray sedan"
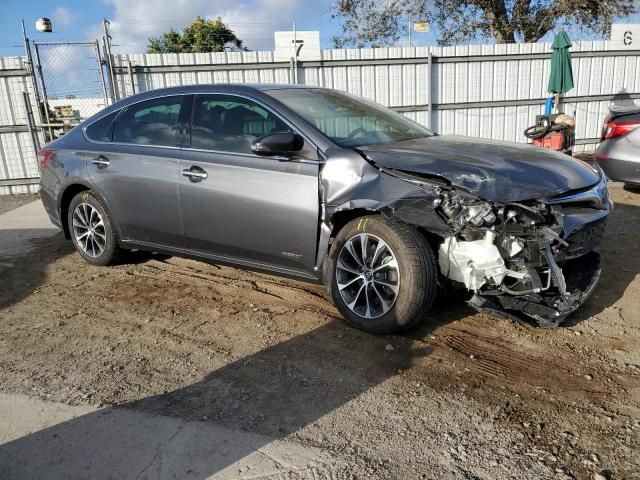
[40,84,611,333]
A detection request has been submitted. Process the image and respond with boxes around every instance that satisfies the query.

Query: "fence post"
[289,57,295,84]
[95,40,109,107]
[427,49,433,130]
[32,42,53,141]
[22,91,40,154]
[103,19,119,102]
[127,59,136,95]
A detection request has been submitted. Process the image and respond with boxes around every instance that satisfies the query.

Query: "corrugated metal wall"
[113,51,292,97]
[112,41,640,153]
[0,56,41,195]
[313,41,639,151]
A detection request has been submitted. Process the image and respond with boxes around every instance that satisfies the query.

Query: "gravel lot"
[0,183,638,479]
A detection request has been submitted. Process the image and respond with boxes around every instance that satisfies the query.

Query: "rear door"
[179,93,320,276]
[86,95,190,248]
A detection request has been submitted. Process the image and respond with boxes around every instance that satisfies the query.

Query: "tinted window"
[265,88,433,148]
[85,110,119,142]
[113,96,183,146]
[190,94,290,154]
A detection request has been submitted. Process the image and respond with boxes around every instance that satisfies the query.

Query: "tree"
[330,0,635,47]
[147,16,246,53]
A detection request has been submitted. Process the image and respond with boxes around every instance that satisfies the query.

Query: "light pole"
[22,17,54,139]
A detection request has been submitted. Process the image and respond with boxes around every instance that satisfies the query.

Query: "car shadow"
[0,229,172,312]
[0,229,73,311]
[0,320,434,479]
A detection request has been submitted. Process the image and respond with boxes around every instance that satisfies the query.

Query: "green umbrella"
[548,32,574,112]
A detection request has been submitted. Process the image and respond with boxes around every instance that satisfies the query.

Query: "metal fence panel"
[0,56,41,195]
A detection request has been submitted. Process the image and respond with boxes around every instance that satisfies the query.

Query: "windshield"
[265,88,433,148]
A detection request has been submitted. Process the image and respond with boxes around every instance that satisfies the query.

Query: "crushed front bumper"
[468,251,603,327]
[455,172,612,327]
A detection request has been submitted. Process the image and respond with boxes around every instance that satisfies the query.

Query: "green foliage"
[147,16,246,53]
[331,0,635,46]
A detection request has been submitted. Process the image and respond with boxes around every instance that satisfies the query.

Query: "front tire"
[328,215,437,334]
[68,191,120,266]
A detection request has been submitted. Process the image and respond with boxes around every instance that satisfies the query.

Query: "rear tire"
[328,215,437,334]
[68,191,121,266]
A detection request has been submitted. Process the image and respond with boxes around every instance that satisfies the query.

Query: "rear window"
[85,110,119,142]
[112,96,184,147]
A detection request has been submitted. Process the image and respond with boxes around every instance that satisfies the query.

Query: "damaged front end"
[320,146,612,328]
[433,171,611,327]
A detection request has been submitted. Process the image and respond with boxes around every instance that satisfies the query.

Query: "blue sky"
[0,0,439,57]
[0,0,637,58]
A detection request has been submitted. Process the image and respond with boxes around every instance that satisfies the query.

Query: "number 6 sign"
[612,24,640,49]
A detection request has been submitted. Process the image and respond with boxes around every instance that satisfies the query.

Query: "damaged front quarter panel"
[315,148,451,275]
[318,148,612,328]
[318,148,451,230]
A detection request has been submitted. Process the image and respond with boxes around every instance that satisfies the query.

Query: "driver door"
[178,94,320,277]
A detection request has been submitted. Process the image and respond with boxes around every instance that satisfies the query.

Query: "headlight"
[544,166,611,211]
[463,203,496,226]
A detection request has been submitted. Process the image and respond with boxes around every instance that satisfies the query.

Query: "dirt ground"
[0,193,39,216]
[0,183,639,479]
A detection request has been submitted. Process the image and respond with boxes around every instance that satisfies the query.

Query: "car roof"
[132,83,316,97]
[99,83,320,115]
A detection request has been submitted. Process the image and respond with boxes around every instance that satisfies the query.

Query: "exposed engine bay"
[433,179,609,326]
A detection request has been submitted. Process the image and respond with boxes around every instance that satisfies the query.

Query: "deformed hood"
[358,135,601,202]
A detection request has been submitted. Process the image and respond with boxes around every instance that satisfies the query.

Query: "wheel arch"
[59,184,91,239]
[320,207,445,283]
[329,208,380,241]
[59,183,121,241]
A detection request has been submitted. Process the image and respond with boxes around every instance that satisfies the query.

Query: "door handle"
[91,156,110,169]
[182,167,208,182]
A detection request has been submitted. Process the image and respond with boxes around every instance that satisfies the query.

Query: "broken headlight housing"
[440,193,497,231]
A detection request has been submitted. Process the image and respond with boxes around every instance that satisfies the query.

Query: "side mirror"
[251,131,304,156]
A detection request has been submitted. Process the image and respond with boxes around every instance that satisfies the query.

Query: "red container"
[533,133,564,151]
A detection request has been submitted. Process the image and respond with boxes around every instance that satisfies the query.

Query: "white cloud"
[93,0,331,54]
[54,6,76,29]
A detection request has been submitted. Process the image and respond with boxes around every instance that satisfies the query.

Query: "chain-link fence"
[33,41,109,141]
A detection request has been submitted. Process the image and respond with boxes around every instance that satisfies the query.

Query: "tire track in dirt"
[130,259,333,314]
[426,324,609,398]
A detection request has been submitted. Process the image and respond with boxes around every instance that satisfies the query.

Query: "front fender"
[314,148,449,274]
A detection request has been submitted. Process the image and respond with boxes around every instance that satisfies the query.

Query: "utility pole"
[290,20,304,84]
[103,18,118,102]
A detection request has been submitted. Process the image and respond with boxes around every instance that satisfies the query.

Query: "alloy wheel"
[336,233,400,319]
[72,203,106,258]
